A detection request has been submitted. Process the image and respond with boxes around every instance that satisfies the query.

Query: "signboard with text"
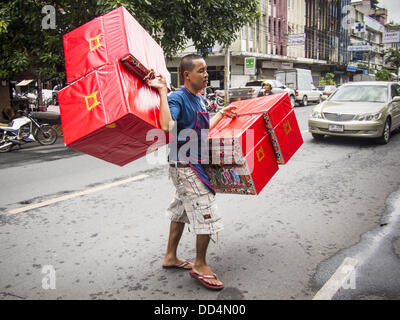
[244,57,256,75]
[347,45,372,51]
[288,34,306,45]
[383,31,400,44]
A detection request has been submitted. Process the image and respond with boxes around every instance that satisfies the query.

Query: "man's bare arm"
[146,74,175,132]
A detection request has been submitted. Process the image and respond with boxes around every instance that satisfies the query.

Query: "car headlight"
[357,112,382,121]
[311,110,323,119]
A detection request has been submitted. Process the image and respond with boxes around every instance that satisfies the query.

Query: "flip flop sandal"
[189,270,224,291]
[162,261,193,270]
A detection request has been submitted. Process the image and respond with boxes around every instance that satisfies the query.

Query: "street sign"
[383,31,400,44]
[347,45,371,51]
[244,57,256,75]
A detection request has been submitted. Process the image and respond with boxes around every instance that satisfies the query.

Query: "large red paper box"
[207,113,279,195]
[63,6,169,84]
[206,93,303,195]
[59,7,170,166]
[233,93,303,164]
[206,129,279,195]
[58,61,166,166]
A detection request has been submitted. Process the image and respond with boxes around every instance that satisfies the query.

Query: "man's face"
[185,58,208,91]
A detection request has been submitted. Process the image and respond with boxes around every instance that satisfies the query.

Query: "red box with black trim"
[205,133,279,195]
[58,62,166,166]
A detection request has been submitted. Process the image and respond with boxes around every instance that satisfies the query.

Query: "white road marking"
[7,174,149,215]
[312,257,358,300]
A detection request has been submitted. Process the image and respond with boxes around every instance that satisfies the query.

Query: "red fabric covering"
[205,134,278,195]
[206,93,302,195]
[59,7,170,166]
[58,62,166,166]
[210,93,303,165]
[63,6,169,86]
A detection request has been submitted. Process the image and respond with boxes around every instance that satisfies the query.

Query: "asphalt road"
[1,104,400,300]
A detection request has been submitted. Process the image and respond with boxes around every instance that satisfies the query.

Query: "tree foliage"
[319,72,335,86]
[384,48,400,80]
[0,0,260,82]
[375,69,393,81]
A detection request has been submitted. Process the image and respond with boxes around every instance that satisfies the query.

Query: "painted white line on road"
[8,174,149,215]
[312,257,358,300]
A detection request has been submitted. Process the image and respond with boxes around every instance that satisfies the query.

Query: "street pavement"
[0,104,400,300]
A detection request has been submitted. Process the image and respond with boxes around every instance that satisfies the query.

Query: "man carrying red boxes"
[147,54,237,291]
[59,6,303,292]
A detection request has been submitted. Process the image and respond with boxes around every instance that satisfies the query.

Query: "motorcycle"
[200,87,219,112]
[0,110,58,152]
[214,90,226,108]
[204,92,217,112]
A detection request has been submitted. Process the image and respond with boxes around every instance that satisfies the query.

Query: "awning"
[16,79,34,86]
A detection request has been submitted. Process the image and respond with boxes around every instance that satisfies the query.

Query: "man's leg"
[193,234,223,287]
[162,221,193,268]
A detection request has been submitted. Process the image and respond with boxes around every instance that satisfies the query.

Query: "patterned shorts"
[166,166,223,235]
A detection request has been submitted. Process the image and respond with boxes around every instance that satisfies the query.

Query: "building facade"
[287,0,306,59]
[167,0,392,90]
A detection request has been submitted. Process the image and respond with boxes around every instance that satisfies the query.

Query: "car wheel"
[312,133,325,140]
[377,119,391,144]
[290,95,295,107]
[302,96,308,106]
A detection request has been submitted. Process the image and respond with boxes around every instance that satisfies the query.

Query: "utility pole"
[368,49,371,74]
[224,46,230,107]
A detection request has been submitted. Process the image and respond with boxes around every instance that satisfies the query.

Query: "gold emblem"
[89,35,102,51]
[256,146,265,162]
[85,91,100,111]
[283,120,291,135]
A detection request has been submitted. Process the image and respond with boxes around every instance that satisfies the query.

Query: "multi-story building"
[167,0,292,89]
[305,0,340,63]
[347,1,387,78]
[166,0,390,90]
[287,0,306,59]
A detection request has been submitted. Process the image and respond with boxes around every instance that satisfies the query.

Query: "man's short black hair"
[179,54,204,80]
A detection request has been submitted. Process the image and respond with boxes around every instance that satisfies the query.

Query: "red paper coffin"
[232,93,303,164]
[205,134,279,195]
[63,6,169,85]
[58,62,166,166]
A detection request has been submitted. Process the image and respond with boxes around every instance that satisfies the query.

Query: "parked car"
[308,81,400,144]
[244,79,296,107]
[318,85,337,98]
[275,69,322,106]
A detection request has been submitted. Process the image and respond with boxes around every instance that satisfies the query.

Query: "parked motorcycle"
[204,92,217,112]
[0,110,58,152]
[214,90,226,108]
[200,87,220,112]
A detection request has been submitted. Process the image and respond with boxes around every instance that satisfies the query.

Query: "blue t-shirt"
[167,87,208,162]
[167,87,215,195]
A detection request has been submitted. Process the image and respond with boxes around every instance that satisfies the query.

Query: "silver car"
[308,81,400,144]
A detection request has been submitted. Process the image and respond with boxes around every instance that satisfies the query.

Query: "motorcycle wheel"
[35,124,58,145]
[0,142,12,153]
